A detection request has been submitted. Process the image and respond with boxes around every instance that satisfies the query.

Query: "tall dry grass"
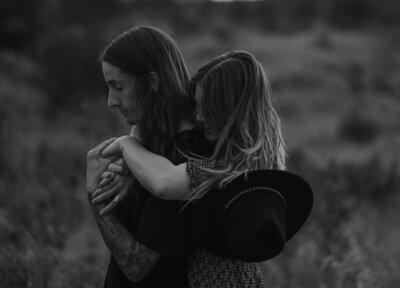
[1,28,399,287]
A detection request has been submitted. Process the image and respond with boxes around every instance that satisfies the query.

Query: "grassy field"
[1,27,399,287]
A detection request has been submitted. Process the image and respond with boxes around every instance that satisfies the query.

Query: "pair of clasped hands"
[86,135,134,217]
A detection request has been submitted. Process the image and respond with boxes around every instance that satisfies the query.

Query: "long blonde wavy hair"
[187,51,286,201]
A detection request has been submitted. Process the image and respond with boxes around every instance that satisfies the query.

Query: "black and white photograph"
[1,0,399,287]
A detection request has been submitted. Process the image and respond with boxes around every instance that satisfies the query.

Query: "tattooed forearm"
[91,202,160,282]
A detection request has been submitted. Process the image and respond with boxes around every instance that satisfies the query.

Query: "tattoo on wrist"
[92,206,160,281]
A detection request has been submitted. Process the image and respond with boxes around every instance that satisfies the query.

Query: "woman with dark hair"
[95,51,291,287]
[86,26,214,288]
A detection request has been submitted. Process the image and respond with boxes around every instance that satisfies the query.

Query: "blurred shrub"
[287,149,399,250]
[345,62,365,94]
[2,0,400,56]
[1,141,85,250]
[56,0,123,24]
[278,0,320,31]
[0,129,85,249]
[0,54,46,180]
[337,107,381,144]
[372,75,395,95]
[0,240,58,288]
[313,23,333,50]
[265,150,400,287]
[36,27,105,110]
[373,0,400,27]
[0,48,112,287]
[0,51,43,84]
[369,35,398,96]
[0,0,44,51]
[327,0,376,28]
[48,258,105,288]
[324,156,399,204]
[0,51,86,248]
[272,72,322,91]
[2,0,400,109]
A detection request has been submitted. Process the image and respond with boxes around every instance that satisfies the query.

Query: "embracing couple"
[86,26,313,288]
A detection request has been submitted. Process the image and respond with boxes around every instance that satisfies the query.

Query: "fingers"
[101,171,115,179]
[90,172,134,215]
[99,200,119,217]
[93,180,117,198]
[108,163,130,176]
[101,140,121,158]
[88,138,118,160]
[112,173,125,182]
[109,158,131,176]
[91,182,122,205]
[97,171,117,189]
[99,177,113,189]
[97,138,117,153]
[113,158,128,168]
[100,189,128,216]
[98,171,127,190]
[99,197,120,216]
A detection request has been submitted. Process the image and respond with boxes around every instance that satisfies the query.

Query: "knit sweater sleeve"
[186,159,217,191]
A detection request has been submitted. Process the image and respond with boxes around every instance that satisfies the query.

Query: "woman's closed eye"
[112,83,123,91]
[107,80,124,91]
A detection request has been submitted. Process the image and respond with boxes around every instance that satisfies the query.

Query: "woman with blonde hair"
[95,51,312,287]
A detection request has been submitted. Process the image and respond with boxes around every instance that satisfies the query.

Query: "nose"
[107,92,120,108]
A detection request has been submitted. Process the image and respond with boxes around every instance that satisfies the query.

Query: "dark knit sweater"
[186,160,266,288]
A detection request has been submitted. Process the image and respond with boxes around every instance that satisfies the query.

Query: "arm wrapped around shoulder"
[186,159,218,191]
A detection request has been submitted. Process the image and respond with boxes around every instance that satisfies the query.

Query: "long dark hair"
[101,26,195,158]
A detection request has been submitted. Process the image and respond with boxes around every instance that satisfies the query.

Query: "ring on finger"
[113,194,122,203]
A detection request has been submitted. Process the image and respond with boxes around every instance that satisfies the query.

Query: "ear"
[148,71,159,94]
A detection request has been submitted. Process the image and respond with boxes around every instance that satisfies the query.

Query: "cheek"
[125,92,140,116]
[120,90,132,106]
